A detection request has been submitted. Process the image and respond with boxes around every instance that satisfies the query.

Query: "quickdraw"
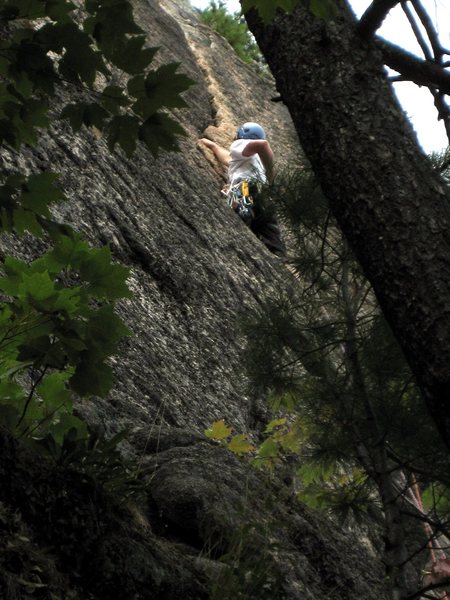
[222,179,257,222]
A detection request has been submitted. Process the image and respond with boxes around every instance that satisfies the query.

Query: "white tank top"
[228,139,267,185]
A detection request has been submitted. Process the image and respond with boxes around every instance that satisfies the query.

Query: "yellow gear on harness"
[222,179,256,219]
[241,180,250,198]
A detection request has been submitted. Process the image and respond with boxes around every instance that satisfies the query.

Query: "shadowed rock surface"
[0,1,389,598]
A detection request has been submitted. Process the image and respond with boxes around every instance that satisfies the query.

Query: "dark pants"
[249,212,285,256]
[234,180,285,256]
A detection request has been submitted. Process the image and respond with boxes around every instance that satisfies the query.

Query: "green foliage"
[228,433,254,455]
[241,165,450,594]
[36,428,146,504]
[0,172,64,229]
[199,1,265,68]
[251,417,301,470]
[241,0,297,22]
[245,167,447,473]
[0,0,192,465]
[205,418,233,440]
[205,419,255,454]
[209,518,283,600]
[203,424,287,599]
[0,0,194,156]
[422,483,450,516]
[240,0,337,23]
[205,416,301,469]
[0,228,131,439]
[297,462,373,523]
[430,146,450,183]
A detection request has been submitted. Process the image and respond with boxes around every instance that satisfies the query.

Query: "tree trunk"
[244,0,450,446]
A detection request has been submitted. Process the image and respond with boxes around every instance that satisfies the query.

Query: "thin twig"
[16,365,48,428]
[405,578,450,600]
[401,1,433,60]
[409,0,443,58]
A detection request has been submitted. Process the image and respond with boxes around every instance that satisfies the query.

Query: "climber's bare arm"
[242,140,274,183]
[198,138,230,167]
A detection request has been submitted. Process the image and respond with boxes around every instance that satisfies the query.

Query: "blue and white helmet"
[236,122,266,140]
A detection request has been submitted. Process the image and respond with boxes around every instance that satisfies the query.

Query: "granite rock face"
[0,1,388,598]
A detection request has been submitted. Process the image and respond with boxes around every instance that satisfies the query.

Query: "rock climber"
[199,122,285,256]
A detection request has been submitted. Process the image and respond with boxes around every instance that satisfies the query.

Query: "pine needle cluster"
[198,1,266,70]
[242,164,450,599]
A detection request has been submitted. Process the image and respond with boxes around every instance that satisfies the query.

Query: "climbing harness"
[222,179,258,223]
[221,178,285,256]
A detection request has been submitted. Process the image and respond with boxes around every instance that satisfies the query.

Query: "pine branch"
[399,509,450,542]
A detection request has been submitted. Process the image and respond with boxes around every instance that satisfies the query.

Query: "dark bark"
[357,0,400,38]
[244,0,450,446]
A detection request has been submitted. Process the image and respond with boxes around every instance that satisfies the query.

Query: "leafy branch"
[0,0,195,156]
[0,0,193,463]
[238,165,450,598]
